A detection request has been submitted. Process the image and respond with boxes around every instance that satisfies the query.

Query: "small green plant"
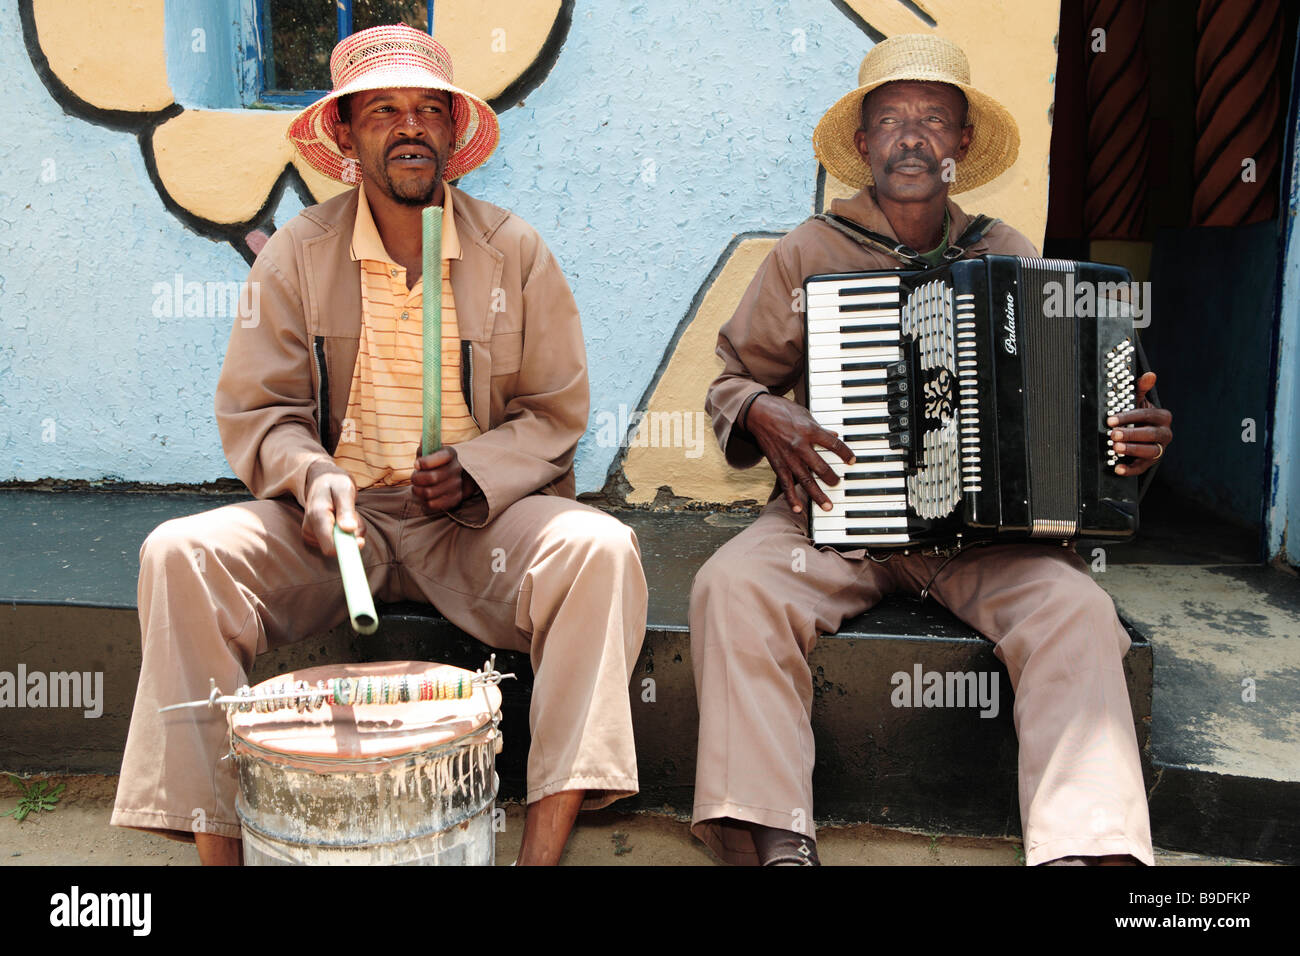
[1014,844,1026,866]
[612,831,631,856]
[2,775,65,822]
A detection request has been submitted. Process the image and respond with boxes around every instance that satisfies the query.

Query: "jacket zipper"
[313,336,331,448]
[461,340,474,422]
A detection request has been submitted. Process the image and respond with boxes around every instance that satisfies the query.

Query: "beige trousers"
[111,486,647,840]
[690,496,1153,866]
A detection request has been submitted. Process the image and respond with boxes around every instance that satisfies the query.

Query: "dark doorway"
[1044,0,1298,562]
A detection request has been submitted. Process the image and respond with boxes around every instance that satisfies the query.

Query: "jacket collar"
[300,182,510,252]
[296,182,509,344]
[349,181,463,264]
[828,187,972,246]
[445,182,511,247]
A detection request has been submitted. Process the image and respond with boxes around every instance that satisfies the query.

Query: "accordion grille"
[902,278,961,519]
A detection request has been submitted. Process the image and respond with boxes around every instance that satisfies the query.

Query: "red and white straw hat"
[288,24,499,184]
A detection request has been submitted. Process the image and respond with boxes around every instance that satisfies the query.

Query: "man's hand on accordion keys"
[743,393,856,514]
[1107,371,1173,476]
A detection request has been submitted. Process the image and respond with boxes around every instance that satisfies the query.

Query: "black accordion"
[803,255,1141,550]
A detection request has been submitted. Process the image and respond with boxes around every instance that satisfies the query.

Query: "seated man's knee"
[689,550,732,619]
[141,517,206,576]
[1070,580,1127,653]
[689,546,770,637]
[562,510,644,580]
[1018,575,1129,661]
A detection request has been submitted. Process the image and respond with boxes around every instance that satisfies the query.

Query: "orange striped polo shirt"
[331,183,481,490]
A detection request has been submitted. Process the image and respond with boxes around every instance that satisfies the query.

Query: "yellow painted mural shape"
[30,0,565,226]
[32,0,173,112]
[620,0,1060,505]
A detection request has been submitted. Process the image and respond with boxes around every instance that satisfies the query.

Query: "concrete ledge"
[1148,762,1300,863]
[0,488,1188,856]
[0,599,1152,850]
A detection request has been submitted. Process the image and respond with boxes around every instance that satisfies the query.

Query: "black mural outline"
[829,0,936,41]
[597,231,786,502]
[829,0,888,43]
[19,0,575,264]
[489,0,574,112]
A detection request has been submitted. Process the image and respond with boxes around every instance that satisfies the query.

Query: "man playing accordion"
[690,33,1174,866]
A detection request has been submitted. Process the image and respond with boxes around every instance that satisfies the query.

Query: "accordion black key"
[803,255,1141,550]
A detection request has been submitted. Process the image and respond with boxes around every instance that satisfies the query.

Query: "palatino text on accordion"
[803,255,1141,549]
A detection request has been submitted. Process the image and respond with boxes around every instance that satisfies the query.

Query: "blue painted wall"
[2,0,879,492]
[164,0,248,109]
[1,0,247,484]
[1272,213,1300,564]
[1269,54,1300,566]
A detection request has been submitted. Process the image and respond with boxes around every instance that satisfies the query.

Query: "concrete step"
[1099,562,1300,863]
[0,600,1151,838]
[0,489,1149,853]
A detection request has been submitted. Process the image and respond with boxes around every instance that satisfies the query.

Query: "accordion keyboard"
[806,274,913,545]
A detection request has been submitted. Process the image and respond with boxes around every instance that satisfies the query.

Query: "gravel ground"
[0,773,1266,866]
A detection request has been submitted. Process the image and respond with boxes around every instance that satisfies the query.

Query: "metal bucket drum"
[230,660,502,865]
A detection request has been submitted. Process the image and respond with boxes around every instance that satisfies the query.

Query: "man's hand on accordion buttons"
[743,393,856,514]
[1108,371,1173,476]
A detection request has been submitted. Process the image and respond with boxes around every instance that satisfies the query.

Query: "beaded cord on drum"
[157,656,515,715]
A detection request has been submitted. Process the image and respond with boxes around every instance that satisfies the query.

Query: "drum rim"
[229,660,503,760]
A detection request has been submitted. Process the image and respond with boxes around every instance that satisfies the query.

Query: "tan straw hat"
[812,34,1019,194]
[288,24,499,184]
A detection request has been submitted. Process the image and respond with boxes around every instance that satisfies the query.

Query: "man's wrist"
[461,472,483,502]
[305,461,328,498]
[738,391,767,432]
[305,459,345,499]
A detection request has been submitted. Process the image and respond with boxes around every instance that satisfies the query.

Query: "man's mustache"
[885,149,939,173]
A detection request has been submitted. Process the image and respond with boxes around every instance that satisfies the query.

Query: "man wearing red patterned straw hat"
[112,24,647,865]
[691,33,1173,865]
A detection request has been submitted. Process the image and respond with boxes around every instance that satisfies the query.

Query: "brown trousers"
[689,496,1153,866]
[111,486,647,840]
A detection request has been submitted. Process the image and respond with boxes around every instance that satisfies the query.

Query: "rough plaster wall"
[3,0,930,490]
[164,0,241,109]
[0,0,246,484]
[466,0,889,492]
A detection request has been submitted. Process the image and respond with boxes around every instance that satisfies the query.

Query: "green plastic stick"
[332,526,377,635]
[421,205,443,457]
